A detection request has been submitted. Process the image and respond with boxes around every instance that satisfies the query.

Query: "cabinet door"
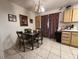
[61,32,71,45]
[72,8,78,22]
[35,16,41,29]
[62,38,71,45]
[71,32,78,47]
[64,8,72,22]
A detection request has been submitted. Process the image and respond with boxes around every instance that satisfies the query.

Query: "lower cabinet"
[61,32,71,45]
[61,32,78,47]
[62,38,71,45]
[71,32,78,47]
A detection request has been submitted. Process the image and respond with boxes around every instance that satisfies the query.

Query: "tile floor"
[4,38,78,59]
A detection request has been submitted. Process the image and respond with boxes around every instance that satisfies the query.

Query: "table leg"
[23,41,25,52]
[32,43,34,50]
[31,36,34,50]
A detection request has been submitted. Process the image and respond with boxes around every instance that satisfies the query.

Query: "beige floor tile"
[61,49,74,59]
[20,50,37,59]
[70,47,78,56]
[51,42,61,50]
[6,54,23,59]
[48,52,60,59]
[61,44,70,50]
[60,44,77,59]
[32,47,42,54]
[35,55,44,59]
[61,55,74,59]
[26,53,37,59]
[61,45,71,54]
[50,48,60,56]
[40,44,52,51]
[73,55,78,59]
[37,48,49,59]
[4,48,18,57]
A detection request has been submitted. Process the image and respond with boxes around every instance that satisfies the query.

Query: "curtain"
[41,13,59,38]
[49,13,59,38]
[41,15,49,37]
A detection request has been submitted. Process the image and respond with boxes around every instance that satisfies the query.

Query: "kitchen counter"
[62,30,78,32]
[61,30,78,47]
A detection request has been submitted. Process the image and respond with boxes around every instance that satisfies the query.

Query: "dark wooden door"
[41,15,49,37]
[49,13,59,38]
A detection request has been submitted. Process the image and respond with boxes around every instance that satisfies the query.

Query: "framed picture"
[8,14,17,22]
[19,15,28,26]
[30,19,33,23]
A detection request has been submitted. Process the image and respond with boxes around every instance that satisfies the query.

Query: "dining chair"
[38,31,43,44]
[35,30,43,45]
[34,33,40,48]
[16,31,31,52]
[33,30,37,33]
[24,29,32,33]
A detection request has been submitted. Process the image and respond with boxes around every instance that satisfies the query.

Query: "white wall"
[0,36,5,59]
[0,0,35,59]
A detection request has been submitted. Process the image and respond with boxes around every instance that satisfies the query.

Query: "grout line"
[47,39,61,59]
[46,48,52,59]
[69,47,78,59]
[34,52,45,59]
[60,44,62,59]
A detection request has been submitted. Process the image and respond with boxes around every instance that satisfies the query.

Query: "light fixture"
[34,0,45,13]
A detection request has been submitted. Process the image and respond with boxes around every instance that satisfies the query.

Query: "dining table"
[24,32,39,50]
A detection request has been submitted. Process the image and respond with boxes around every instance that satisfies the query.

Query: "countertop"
[61,30,78,32]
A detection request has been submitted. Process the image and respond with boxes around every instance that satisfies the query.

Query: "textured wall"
[0,0,35,51]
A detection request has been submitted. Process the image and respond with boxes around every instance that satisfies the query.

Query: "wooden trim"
[61,43,70,46]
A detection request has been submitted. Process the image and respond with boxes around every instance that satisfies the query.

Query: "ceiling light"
[34,0,45,13]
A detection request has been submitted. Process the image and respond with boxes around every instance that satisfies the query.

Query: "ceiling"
[9,0,78,12]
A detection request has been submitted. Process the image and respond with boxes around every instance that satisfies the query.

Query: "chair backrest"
[24,29,32,33]
[16,31,23,39]
[16,31,30,41]
[36,28,41,32]
[41,32,43,40]
[34,31,42,39]
[39,31,43,40]
[33,30,37,33]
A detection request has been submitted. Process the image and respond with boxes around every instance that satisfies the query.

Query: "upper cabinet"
[63,5,78,22]
[64,8,73,22]
[72,7,78,22]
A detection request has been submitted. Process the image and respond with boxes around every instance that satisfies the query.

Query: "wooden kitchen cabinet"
[61,31,78,47]
[71,32,78,47]
[61,32,71,45]
[64,8,73,22]
[72,8,78,22]
[63,6,78,22]
[35,16,41,29]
